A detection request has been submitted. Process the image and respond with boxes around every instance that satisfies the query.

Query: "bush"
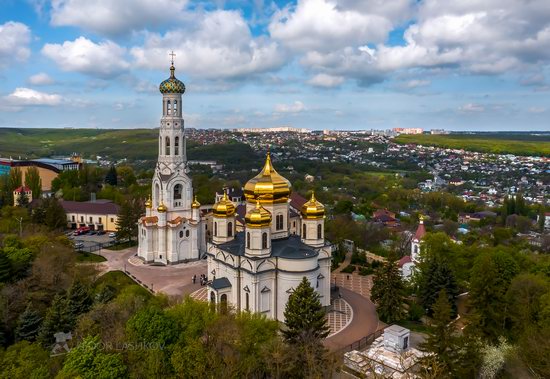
[408,301,425,321]
[341,265,356,274]
[358,267,373,276]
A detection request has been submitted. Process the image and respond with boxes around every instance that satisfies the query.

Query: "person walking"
[192,274,196,284]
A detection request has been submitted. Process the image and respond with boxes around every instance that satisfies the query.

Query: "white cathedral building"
[137,62,332,322]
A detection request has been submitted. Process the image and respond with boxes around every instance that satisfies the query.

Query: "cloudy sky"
[1,0,549,131]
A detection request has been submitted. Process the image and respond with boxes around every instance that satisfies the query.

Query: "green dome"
[159,65,185,94]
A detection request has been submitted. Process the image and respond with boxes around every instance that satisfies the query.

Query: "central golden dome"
[245,199,272,228]
[244,152,291,204]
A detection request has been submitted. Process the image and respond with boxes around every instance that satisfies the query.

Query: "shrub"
[341,265,356,274]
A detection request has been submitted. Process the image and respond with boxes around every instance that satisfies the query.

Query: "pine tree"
[15,303,43,342]
[0,252,12,283]
[38,294,73,346]
[371,251,406,323]
[67,281,93,320]
[283,277,330,343]
[24,166,42,199]
[420,289,457,373]
[419,256,459,315]
[105,165,118,186]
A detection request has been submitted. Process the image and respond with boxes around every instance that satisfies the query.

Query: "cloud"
[28,72,55,85]
[307,74,344,88]
[275,101,305,113]
[400,79,431,89]
[459,103,484,113]
[50,0,188,36]
[131,10,286,80]
[528,107,546,113]
[4,88,63,106]
[42,37,130,78]
[0,22,31,69]
[269,0,392,52]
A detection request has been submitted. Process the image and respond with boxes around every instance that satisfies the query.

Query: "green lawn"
[93,270,152,299]
[394,133,550,157]
[76,251,107,262]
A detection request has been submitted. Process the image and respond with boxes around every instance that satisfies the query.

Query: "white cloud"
[50,0,188,36]
[528,107,546,113]
[4,88,63,106]
[459,103,485,113]
[307,73,344,88]
[269,0,392,52]
[0,22,31,69]
[42,37,129,78]
[28,72,55,85]
[131,10,285,80]
[275,101,305,113]
[401,79,431,89]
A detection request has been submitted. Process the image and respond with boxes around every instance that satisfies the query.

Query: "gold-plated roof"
[145,194,152,209]
[244,152,291,204]
[157,201,167,213]
[191,195,201,209]
[301,192,325,219]
[212,191,235,217]
[245,199,272,228]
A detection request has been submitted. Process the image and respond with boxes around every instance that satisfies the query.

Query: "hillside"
[394,133,550,157]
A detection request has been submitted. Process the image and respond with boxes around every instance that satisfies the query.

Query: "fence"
[73,239,116,255]
[337,327,385,354]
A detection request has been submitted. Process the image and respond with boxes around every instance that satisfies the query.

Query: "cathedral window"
[303,224,307,239]
[186,230,190,237]
[246,232,250,248]
[179,231,184,238]
[317,224,322,239]
[276,214,283,230]
[227,222,233,237]
[167,100,171,115]
[174,136,179,155]
[173,100,178,116]
[262,232,268,249]
[245,292,249,311]
[165,137,170,155]
[214,222,218,237]
[174,184,182,200]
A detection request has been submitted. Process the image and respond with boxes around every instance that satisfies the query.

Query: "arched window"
[227,222,233,237]
[262,232,268,249]
[220,294,227,313]
[173,100,178,116]
[214,222,218,237]
[155,184,160,206]
[276,214,283,230]
[174,136,179,155]
[246,232,250,248]
[167,100,171,115]
[245,292,249,311]
[210,291,215,303]
[165,136,170,155]
[173,184,182,200]
[159,136,162,153]
[303,224,307,239]
[317,224,322,239]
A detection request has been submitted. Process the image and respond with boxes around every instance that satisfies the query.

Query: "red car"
[73,226,90,236]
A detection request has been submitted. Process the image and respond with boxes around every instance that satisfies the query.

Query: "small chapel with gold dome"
[206,152,333,321]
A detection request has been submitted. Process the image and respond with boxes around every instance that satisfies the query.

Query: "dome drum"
[245,200,272,228]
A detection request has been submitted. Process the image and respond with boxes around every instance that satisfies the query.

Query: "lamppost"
[18,217,23,237]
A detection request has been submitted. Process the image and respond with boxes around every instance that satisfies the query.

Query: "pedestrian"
[347,275,350,280]
[192,274,196,284]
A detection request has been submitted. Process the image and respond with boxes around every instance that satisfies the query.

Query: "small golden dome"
[244,152,291,204]
[192,195,201,209]
[145,195,152,208]
[301,192,325,219]
[157,201,167,213]
[212,191,235,217]
[245,199,272,228]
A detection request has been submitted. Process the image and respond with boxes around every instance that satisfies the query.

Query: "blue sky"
[0,0,549,131]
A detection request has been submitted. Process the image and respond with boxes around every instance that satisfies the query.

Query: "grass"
[105,240,138,250]
[76,251,107,262]
[394,133,550,157]
[93,270,152,299]
[396,319,432,334]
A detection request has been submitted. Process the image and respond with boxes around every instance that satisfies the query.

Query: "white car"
[108,232,117,238]
[74,242,84,250]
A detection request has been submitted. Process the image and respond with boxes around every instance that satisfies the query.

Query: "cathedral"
[137,62,204,264]
[137,62,332,322]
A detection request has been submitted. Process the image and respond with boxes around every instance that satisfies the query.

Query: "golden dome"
[212,191,235,217]
[301,192,325,219]
[157,201,167,213]
[244,152,291,204]
[245,199,272,228]
[191,195,201,209]
[145,195,152,209]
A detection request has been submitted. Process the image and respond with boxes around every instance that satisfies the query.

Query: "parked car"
[108,232,117,238]
[97,230,106,235]
[89,231,97,235]
[73,226,90,236]
[74,242,84,250]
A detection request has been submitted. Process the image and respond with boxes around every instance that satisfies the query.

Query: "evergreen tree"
[38,294,73,346]
[8,167,22,197]
[67,281,93,321]
[115,198,142,243]
[419,256,459,315]
[24,166,42,199]
[371,251,406,323]
[0,252,12,283]
[420,289,456,373]
[43,197,67,230]
[105,165,118,186]
[15,303,43,342]
[283,277,330,343]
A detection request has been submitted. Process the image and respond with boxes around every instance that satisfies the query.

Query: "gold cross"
[169,51,176,65]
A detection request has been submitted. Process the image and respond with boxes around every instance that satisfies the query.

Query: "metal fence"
[73,239,116,254]
[337,328,385,354]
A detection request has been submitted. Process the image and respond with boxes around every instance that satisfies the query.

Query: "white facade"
[137,65,204,264]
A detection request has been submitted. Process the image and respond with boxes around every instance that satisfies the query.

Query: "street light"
[17,217,23,237]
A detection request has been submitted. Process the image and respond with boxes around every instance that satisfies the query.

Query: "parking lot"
[67,231,116,253]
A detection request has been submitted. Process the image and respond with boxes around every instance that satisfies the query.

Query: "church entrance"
[220,294,227,313]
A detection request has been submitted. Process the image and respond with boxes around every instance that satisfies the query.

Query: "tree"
[0,340,50,379]
[32,197,67,230]
[283,277,330,343]
[506,274,549,337]
[117,166,136,187]
[59,335,128,379]
[24,166,42,199]
[8,167,22,196]
[371,251,406,323]
[15,303,43,342]
[104,165,118,186]
[15,191,29,207]
[0,251,12,282]
[37,294,73,346]
[418,256,459,315]
[115,198,142,243]
[333,199,353,215]
[420,289,456,373]
[67,280,93,320]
